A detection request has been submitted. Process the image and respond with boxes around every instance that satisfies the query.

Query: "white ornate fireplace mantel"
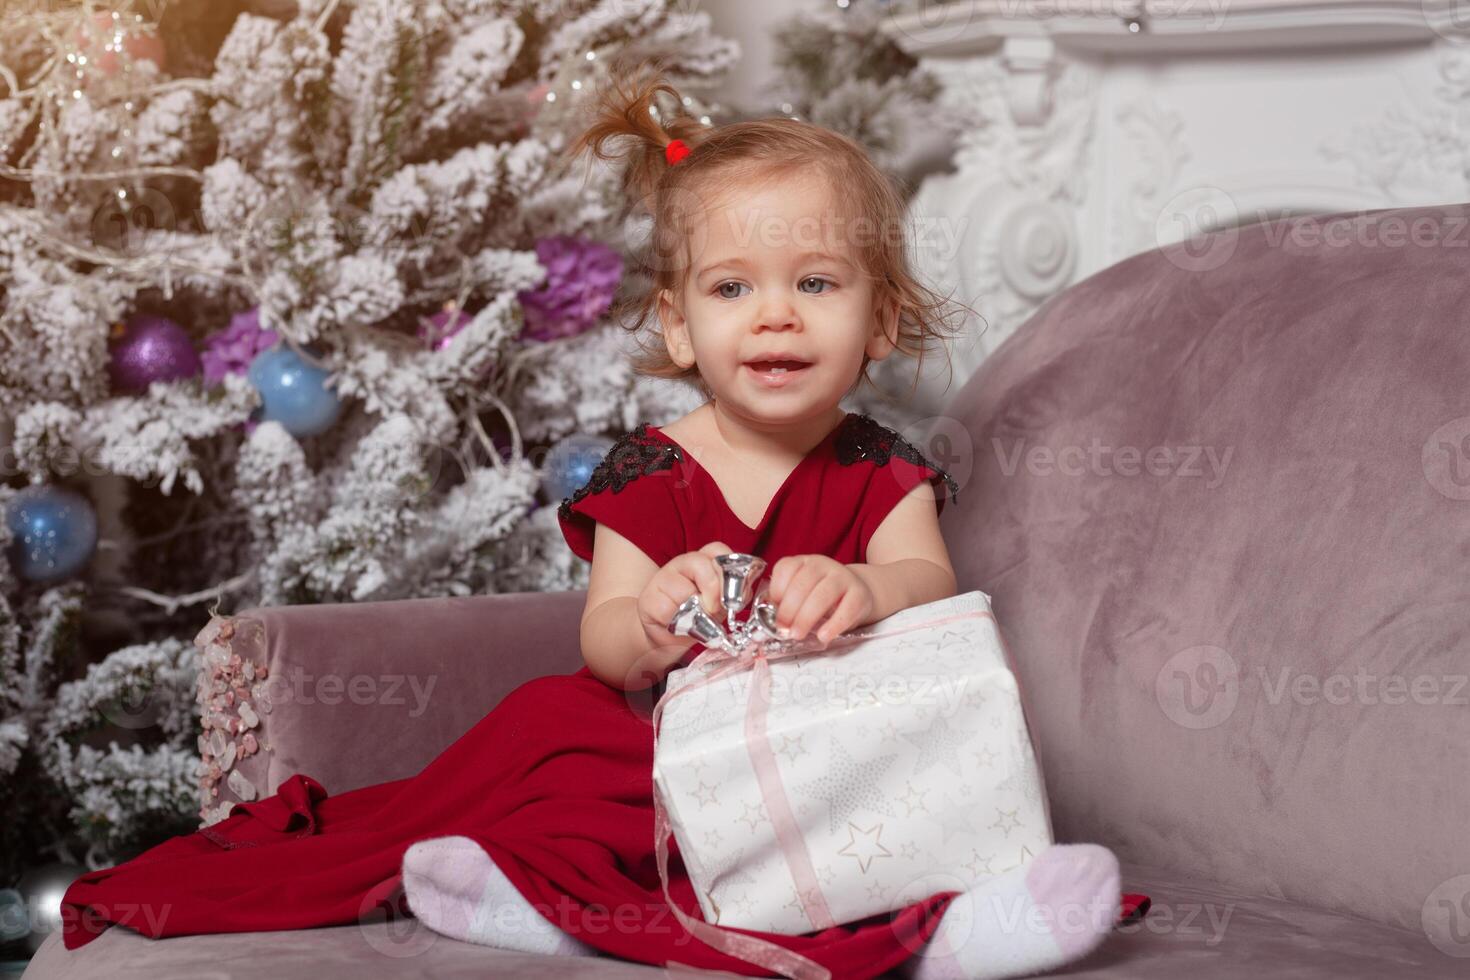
[881,0,1470,398]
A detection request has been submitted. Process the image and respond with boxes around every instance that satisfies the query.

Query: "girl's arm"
[847,481,958,624]
[580,521,689,691]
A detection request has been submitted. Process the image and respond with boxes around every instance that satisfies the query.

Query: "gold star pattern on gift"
[866,880,888,901]
[991,806,1021,837]
[779,884,827,918]
[963,848,996,879]
[776,732,808,762]
[899,780,930,816]
[900,840,922,861]
[902,714,972,778]
[837,821,893,873]
[794,737,899,834]
[703,828,724,849]
[1001,843,1037,873]
[818,864,838,886]
[938,627,970,649]
[973,745,998,769]
[739,801,766,831]
[891,635,928,656]
[692,780,720,808]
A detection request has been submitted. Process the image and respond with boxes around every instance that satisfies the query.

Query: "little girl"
[59,62,1146,979]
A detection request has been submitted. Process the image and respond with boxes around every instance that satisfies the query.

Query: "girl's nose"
[756,293,800,330]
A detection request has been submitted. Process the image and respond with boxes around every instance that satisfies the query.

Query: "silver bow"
[667,552,802,655]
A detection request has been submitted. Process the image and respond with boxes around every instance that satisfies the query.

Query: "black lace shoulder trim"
[556,423,683,523]
[835,413,961,506]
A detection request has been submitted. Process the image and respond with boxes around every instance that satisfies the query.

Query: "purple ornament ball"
[108,314,202,394]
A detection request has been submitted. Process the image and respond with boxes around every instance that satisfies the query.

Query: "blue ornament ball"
[542,433,615,503]
[246,346,343,438]
[5,485,98,583]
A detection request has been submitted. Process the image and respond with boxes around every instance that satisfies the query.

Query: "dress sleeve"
[855,448,961,557]
[556,425,682,568]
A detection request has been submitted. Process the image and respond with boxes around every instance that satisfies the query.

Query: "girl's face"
[656,172,897,425]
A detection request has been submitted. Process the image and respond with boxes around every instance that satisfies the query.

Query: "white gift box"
[653,590,1055,935]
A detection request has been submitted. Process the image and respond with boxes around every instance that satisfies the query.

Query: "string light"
[531,45,720,133]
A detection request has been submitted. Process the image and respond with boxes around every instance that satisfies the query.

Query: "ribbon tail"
[655,790,832,980]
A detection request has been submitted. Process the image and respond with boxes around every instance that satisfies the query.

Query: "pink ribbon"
[651,607,992,980]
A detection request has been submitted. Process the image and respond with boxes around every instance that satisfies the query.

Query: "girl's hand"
[767,555,875,647]
[637,540,734,655]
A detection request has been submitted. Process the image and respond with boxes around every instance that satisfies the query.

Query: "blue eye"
[712,278,835,300]
[715,281,749,300]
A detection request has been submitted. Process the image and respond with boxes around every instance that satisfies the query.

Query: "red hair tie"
[664,139,690,165]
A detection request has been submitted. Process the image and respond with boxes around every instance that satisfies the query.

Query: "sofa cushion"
[195,589,587,822]
[23,860,1462,978]
[941,200,1470,939]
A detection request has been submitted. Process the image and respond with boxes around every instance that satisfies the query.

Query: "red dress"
[60,411,1146,976]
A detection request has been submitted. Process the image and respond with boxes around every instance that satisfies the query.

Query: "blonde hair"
[564,56,975,401]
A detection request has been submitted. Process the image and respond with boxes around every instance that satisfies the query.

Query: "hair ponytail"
[565,57,704,216]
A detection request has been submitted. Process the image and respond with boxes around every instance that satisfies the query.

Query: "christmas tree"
[764,0,941,174]
[0,0,737,879]
[0,0,956,889]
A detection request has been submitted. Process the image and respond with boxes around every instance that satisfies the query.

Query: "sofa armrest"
[193,590,587,826]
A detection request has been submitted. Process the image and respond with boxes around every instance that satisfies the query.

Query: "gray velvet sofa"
[25,199,1470,977]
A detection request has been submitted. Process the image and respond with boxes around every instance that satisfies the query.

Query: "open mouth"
[744,360,811,375]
